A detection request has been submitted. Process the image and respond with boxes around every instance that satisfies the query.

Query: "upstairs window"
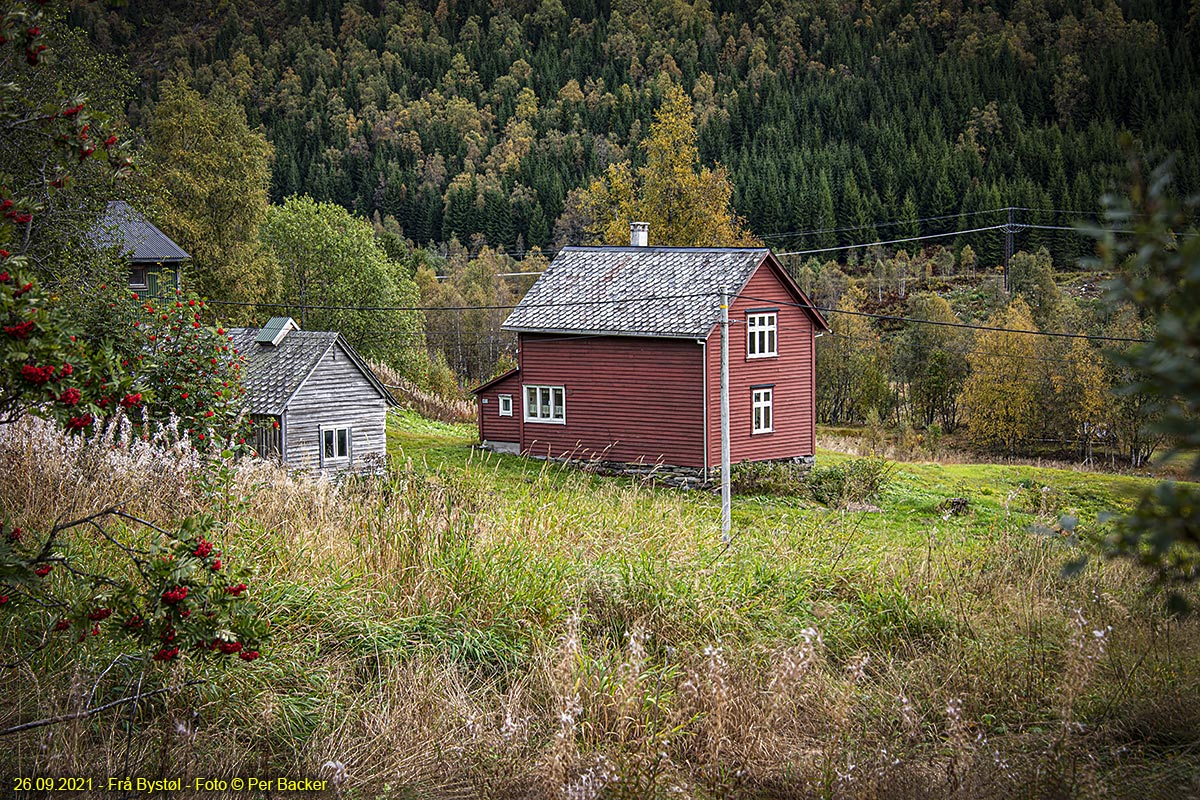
[524,385,565,424]
[752,387,773,434]
[747,312,777,358]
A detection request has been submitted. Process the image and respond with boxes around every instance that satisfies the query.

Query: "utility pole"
[720,286,731,545]
[1003,206,1015,293]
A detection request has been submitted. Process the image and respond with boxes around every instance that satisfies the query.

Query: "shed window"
[747,312,777,358]
[523,384,565,424]
[129,267,148,290]
[752,387,774,434]
[322,426,350,460]
[498,394,513,416]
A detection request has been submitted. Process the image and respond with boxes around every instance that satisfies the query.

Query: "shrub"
[730,460,809,496]
[804,457,893,506]
[731,457,893,505]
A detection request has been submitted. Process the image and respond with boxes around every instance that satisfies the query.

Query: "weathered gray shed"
[228,318,396,475]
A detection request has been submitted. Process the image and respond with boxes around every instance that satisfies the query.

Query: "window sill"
[746,354,778,360]
[524,418,567,425]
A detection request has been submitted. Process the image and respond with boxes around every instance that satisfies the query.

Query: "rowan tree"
[0,0,267,673]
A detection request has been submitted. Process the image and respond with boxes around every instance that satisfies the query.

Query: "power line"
[203,283,1152,345]
[204,291,713,314]
[739,294,1152,344]
[776,225,1006,257]
[757,208,1014,241]
[1023,223,1199,238]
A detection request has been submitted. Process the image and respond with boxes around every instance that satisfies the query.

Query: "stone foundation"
[477,444,815,490]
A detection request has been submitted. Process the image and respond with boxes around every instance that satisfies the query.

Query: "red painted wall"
[477,371,522,445]
[516,334,707,467]
[706,258,816,465]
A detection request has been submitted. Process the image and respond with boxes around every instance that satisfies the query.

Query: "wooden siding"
[706,259,816,465]
[283,342,388,473]
[130,264,180,299]
[517,334,707,467]
[477,370,522,445]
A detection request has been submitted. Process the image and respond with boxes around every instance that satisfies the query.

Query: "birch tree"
[960,298,1041,453]
[580,84,755,247]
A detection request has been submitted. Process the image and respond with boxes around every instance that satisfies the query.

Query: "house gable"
[229,321,395,474]
[705,256,819,465]
[284,341,391,472]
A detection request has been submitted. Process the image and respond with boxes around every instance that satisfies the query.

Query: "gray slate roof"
[227,326,395,415]
[92,201,190,263]
[502,247,771,339]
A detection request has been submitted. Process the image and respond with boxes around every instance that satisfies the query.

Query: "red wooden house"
[473,235,829,474]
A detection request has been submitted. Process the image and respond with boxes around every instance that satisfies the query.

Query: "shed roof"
[227,326,396,415]
[92,201,190,263]
[502,246,826,338]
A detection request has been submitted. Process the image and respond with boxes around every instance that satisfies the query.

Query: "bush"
[730,461,808,496]
[804,457,893,506]
[731,457,893,506]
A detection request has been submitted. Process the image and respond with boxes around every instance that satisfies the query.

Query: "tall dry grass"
[369,360,476,424]
[2,415,1198,798]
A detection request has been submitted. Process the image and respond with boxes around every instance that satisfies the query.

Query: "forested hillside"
[71,0,1200,265]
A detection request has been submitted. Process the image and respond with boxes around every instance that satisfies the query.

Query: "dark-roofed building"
[473,226,830,474]
[92,201,190,297]
[228,317,396,474]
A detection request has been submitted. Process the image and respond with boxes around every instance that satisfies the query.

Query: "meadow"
[1,410,1197,799]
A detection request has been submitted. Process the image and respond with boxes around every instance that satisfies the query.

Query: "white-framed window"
[321,425,350,461]
[752,386,773,434]
[523,384,566,424]
[747,311,777,358]
[498,394,513,416]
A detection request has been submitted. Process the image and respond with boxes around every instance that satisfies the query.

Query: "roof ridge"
[502,247,770,338]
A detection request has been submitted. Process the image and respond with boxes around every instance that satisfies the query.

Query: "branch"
[0,680,205,736]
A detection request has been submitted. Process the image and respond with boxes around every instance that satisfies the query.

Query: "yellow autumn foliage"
[961,298,1041,453]
[580,84,756,247]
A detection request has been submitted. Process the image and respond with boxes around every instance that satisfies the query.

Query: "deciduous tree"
[580,84,755,247]
[960,298,1041,453]
[260,195,425,377]
[144,79,277,314]
[894,293,970,431]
